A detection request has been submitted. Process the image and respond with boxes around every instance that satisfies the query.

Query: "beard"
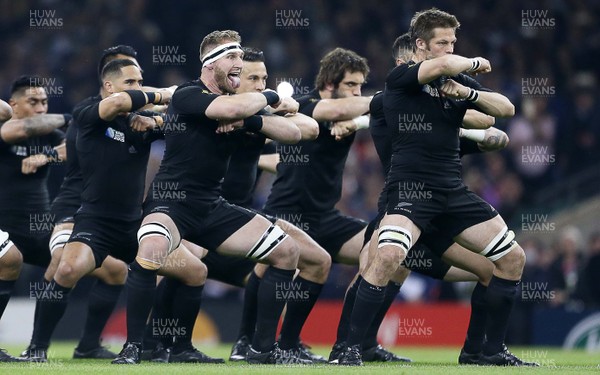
[214,65,236,95]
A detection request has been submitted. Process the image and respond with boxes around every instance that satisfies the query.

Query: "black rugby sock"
[0,279,16,319]
[237,271,260,341]
[278,276,323,350]
[334,275,362,345]
[362,281,401,350]
[31,280,72,349]
[347,279,385,347]
[463,282,488,354]
[251,266,294,353]
[125,261,157,344]
[76,280,123,352]
[482,276,519,355]
[170,284,204,354]
[144,277,181,350]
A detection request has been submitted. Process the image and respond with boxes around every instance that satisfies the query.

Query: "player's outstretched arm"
[462,109,495,129]
[311,96,371,122]
[0,114,69,144]
[205,90,281,121]
[99,90,172,121]
[0,99,12,123]
[460,126,509,152]
[418,55,491,84]
[285,112,319,140]
[256,114,301,144]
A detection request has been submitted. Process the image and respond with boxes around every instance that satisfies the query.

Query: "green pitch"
[1,343,598,374]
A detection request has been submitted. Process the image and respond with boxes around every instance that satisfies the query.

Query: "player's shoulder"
[72,94,101,118]
[370,91,383,112]
[173,80,213,98]
[293,89,320,106]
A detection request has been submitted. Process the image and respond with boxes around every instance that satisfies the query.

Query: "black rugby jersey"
[151,80,244,207]
[52,95,100,210]
[0,127,64,212]
[75,101,159,220]
[383,61,488,190]
[264,89,356,213]
[371,91,482,176]
[221,131,267,207]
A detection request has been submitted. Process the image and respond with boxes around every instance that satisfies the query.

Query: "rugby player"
[341,8,535,367]
[113,30,306,365]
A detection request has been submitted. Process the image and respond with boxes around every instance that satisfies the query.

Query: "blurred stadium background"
[1,0,599,353]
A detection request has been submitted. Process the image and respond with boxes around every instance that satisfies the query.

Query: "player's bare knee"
[391,265,410,284]
[377,246,405,272]
[55,261,80,287]
[248,224,297,268]
[0,247,22,279]
[137,221,175,261]
[268,239,299,269]
[104,261,128,285]
[179,259,206,287]
[495,244,525,278]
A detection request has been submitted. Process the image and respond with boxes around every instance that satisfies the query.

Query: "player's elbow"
[286,126,302,144]
[495,101,515,118]
[0,100,12,122]
[300,119,319,140]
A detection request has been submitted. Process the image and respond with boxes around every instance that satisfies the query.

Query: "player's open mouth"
[228,72,241,89]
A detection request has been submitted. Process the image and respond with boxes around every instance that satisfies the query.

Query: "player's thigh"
[181,239,208,260]
[55,241,97,285]
[158,244,207,286]
[441,242,494,285]
[216,214,295,260]
[90,256,128,285]
[336,227,367,265]
[277,219,331,270]
[454,215,508,252]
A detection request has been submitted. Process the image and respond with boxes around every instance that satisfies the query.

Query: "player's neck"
[200,72,224,95]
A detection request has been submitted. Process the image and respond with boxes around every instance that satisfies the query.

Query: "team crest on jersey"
[10,145,28,156]
[422,84,440,98]
[105,127,125,142]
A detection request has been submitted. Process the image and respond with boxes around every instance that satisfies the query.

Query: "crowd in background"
[1,0,599,342]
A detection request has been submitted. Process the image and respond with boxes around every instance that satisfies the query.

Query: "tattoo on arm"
[23,115,65,137]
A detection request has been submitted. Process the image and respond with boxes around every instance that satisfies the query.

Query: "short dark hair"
[409,8,460,46]
[10,75,44,97]
[199,30,241,61]
[242,47,264,63]
[392,33,413,61]
[101,59,140,81]
[97,45,138,80]
[314,48,369,91]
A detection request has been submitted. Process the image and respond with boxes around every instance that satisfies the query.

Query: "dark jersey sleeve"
[459,137,483,157]
[75,102,110,132]
[171,85,218,119]
[385,61,422,91]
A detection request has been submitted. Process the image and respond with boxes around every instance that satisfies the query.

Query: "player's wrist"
[352,115,370,130]
[243,115,263,132]
[466,88,480,102]
[466,58,481,73]
[261,90,280,106]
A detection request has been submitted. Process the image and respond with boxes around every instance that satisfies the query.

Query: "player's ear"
[415,38,427,51]
[324,82,335,93]
[103,80,113,94]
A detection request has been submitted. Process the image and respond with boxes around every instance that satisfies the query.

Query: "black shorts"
[50,200,80,224]
[144,197,256,252]
[68,213,140,268]
[386,184,498,233]
[363,210,451,280]
[202,251,255,288]
[0,210,52,268]
[263,209,366,257]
